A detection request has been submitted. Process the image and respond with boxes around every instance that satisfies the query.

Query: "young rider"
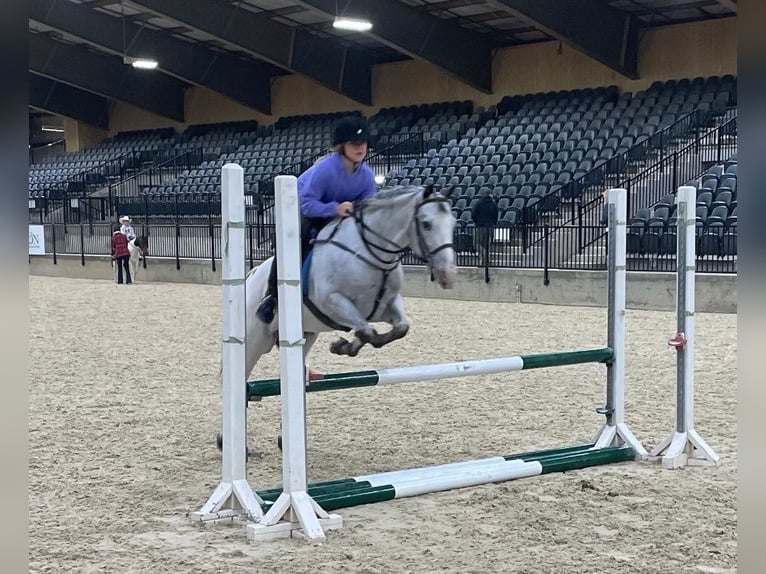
[255,115,378,324]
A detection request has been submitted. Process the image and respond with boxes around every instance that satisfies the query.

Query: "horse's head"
[409,185,457,289]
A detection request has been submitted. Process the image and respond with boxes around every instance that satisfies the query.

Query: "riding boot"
[255,259,279,324]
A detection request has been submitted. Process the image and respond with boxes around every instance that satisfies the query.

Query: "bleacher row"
[31,75,736,248]
[626,155,738,257]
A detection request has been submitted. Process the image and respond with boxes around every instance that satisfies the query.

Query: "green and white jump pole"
[649,186,719,469]
[247,348,615,398]
[256,444,636,512]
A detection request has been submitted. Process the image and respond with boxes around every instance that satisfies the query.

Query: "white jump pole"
[650,185,719,469]
[593,188,648,458]
[191,163,264,523]
[247,175,342,542]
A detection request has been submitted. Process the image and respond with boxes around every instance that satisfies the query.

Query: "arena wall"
[94,17,737,139]
[28,255,737,314]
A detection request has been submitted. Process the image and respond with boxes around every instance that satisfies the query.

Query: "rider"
[119,216,136,241]
[255,115,379,324]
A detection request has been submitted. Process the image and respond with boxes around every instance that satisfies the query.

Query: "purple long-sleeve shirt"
[298,152,378,219]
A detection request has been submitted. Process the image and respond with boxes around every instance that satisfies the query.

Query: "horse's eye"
[422,221,432,230]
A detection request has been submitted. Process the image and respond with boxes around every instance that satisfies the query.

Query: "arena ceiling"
[28,0,737,128]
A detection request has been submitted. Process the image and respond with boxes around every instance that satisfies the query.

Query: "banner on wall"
[29,225,45,255]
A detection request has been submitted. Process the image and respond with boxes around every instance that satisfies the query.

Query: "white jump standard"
[191,164,264,524]
[246,175,342,542]
[649,185,720,469]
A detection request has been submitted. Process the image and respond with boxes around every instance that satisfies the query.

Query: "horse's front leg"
[322,293,376,357]
[367,294,410,349]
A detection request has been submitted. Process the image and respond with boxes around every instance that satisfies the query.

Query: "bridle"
[318,191,454,273]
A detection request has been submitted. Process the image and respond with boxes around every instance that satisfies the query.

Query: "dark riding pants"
[265,216,328,298]
[116,255,132,284]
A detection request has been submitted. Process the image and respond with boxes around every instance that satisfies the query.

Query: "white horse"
[217,184,457,453]
[235,184,457,381]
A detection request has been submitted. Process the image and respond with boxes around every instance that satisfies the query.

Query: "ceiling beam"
[714,0,737,13]
[29,72,110,129]
[29,0,277,115]
[129,0,374,105]
[29,32,187,122]
[493,0,640,79]
[294,0,494,93]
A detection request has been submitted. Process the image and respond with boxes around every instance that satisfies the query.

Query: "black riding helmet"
[332,116,369,146]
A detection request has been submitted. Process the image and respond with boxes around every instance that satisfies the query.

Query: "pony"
[128,236,149,281]
[227,184,457,380]
[217,184,457,453]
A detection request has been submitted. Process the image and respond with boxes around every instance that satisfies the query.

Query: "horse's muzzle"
[433,263,456,289]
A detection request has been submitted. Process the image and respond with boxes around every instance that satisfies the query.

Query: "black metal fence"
[35,214,736,278]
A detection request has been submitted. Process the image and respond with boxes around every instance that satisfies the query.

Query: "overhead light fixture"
[41,126,64,133]
[124,56,159,70]
[333,17,372,32]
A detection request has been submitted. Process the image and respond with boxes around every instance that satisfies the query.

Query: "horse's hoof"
[330,338,349,355]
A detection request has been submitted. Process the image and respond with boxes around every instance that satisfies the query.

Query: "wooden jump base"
[247,348,615,399]
[255,444,635,513]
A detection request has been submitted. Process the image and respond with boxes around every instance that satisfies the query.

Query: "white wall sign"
[29,225,45,255]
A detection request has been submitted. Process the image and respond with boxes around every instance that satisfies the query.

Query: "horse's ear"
[442,185,455,199]
[423,184,434,198]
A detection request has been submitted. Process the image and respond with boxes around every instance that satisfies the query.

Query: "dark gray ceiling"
[28,0,736,127]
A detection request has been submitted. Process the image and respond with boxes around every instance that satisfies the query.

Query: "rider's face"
[343,141,368,163]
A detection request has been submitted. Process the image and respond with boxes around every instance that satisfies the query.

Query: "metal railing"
[36,216,736,276]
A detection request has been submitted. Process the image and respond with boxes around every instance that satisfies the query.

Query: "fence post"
[672,152,678,192]
[79,223,85,266]
[51,223,57,265]
[208,193,216,273]
[248,219,254,270]
[577,204,583,252]
[543,224,550,286]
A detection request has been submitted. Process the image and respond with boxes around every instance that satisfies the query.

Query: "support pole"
[593,188,648,458]
[247,175,342,542]
[191,164,264,524]
[650,186,719,469]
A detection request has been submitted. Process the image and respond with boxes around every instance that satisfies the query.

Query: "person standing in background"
[471,189,499,267]
[111,224,132,285]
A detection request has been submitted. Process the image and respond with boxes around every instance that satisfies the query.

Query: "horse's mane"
[358,185,449,213]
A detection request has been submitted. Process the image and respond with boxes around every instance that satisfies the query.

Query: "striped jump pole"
[248,348,614,399]
[256,444,636,513]
[649,186,719,469]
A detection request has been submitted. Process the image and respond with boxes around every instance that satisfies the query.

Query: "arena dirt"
[28,275,736,573]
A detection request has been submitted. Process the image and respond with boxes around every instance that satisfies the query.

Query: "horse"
[216,184,457,453]
[219,183,456,378]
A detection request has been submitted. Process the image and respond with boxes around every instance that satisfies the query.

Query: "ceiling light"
[333,17,372,32]
[124,56,159,70]
[41,126,64,133]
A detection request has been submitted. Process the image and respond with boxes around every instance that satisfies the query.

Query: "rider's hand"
[336,201,354,217]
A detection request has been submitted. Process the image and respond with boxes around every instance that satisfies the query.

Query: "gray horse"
[241,184,457,380]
